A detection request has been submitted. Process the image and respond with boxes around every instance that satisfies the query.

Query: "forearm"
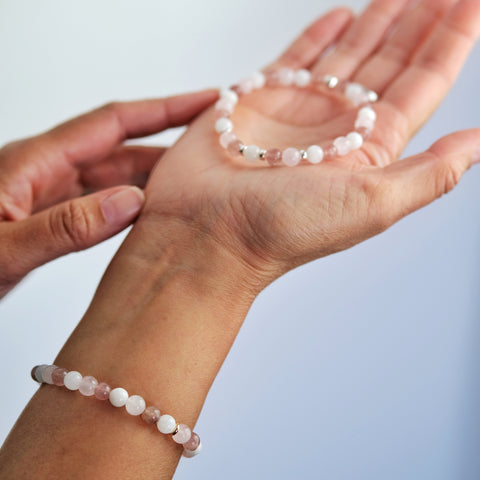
[0,215,262,479]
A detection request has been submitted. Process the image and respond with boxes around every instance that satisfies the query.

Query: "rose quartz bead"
[42,365,58,385]
[265,148,282,166]
[142,406,161,424]
[214,108,230,120]
[323,144,338,160]
[278,68,295,86]
[334,136,352,156]
[125,395,146,416]
[183,432,200,451]
[227,140,243,156]
[52,367,68,386]
[94,382,111,400]
[238,78,254,95]
[356,127,372,140]
[282,148,301,167]
[214,98,234,115]
[172,424,192,444]
[219,131,237,149]
[79,375,98,396]
[265,71,279,87]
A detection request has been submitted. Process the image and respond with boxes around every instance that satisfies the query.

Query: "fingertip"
[100,186,145,227]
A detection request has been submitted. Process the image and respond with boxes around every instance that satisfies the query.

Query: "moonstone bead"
[347,132,364,150]
[358,106,377,122]
[183,432,200,451]
[282,147,301,167]
[94,382,111,400]
[278,68,295,86]
[157,414,177,434]
[251,71,266,89]
[243,145,260,162]
[265,148,282,166]
[79,375,98,396]
[220,88,238,105]
[109,387,129,407]
[173,424,192,444]
[215,117,233,134]
[142,406,161,424]
[334,136,352,156]
[294,69,311,87]
[64,371,82,391]
[33,364,48,383]
[42,365,58,384]
[182,442,203,458]
[214,98,234,115]
[323,143,338,160]
[125,395,146,416]
[52,367,68,386]
[306,145,324,164]
[227,140,243,156]
[238,78,254,95]
[219,131,237,149]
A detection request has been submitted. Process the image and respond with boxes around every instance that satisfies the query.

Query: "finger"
[383,0,480,135]
[80,145,166,190]
[312,0,412,78]
[37,90,219,167]
[354,0,459,94]
[267,8,354,70]
[4,186,145,278]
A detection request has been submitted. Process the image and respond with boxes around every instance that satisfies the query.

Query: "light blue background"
[1,1,479,479]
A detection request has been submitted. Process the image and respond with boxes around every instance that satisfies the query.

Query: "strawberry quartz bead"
[183,432,200,451]
[265,148,282,166]
[141,406,161,425]
[52,367,68,386]
[323,143,338,160]
[172,424,192,444]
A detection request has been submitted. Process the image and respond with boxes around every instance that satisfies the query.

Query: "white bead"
[294,69,311,87]
[250,71,266,89]
[346,83,369,106]
[278,68,295,86]
[64,371,82,391]
[355,116,375,131]
[157,414,177,434]
[215,117,233,134]
[358,106,377,122]
[215,98,234,115]
[238,78,254,95]
[109,387,129,407]
[347,132,364,150]
[333,136,352,156]
[306,145,324,164]
[125,395,146,416]
[220,89,238,105]
[183,441,203,458]
[243,145,260,162]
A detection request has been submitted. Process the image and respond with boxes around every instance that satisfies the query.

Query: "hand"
[0,90,218,297]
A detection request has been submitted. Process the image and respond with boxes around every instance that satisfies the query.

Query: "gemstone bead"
[265,148,282,166]
[220,89,238,105]
[142,406,161,424]
[355,116,375,131]
[52,367,68,386]
[294,69,311,87]
[358,106,377,122]
[79,376,98,396]
[238,78,254,95]
[356,126,372,140]
[265,71,279,86]
[215,118,233,134]
[109,387,129,407]
[125,395,146,416]
[32,365,47,383]
[243,145,260,162]
[182,442,203,458]
[41,365,57,385]
[334,137,352,156]
[214,98,234,115]
[172,424,192,444]
[94,382,111,400]
[64,371,82,391]
[219,131,237,149]
[227,140,243,156]
[282,148,301,167]
[306,145,324,164]
[157,414,177,434]
[251,71,266,89]
[278,68,295,86]
[183,432,200,451]
[323,144,338,160]
[346,132,364,150]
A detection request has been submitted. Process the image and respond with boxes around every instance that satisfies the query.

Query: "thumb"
[5,185,145,275]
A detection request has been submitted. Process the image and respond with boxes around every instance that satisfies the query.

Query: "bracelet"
[31,364,202,458]
[214,68,378,166]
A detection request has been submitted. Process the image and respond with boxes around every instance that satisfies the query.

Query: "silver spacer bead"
[239,145,246,154]
[300,150,307,160]
[323,75,339,89]
[367,90,378,103]
[259,149,267,159]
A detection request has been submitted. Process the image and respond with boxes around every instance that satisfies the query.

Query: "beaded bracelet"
[214,68,378,166]
[31,364,202,458]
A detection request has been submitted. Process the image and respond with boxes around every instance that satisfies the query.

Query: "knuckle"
[50,201,93,250]
[438,162,464,195]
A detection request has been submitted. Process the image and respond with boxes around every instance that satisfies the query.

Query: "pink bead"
[78,375,98,396]
[42,365,58,385]
[220,131,237,149]
[323,144,338,160]
[52,368,68,386]
[265,71,280,87]
[264,148,282,166]
[141,406,161,425]
[356,127,372,140]
[172,424,192,444]
[214,98,234,115]
[238,78,254,95]
[282,148,301,167]
[230,85,243,96]
[227,140,243,156]
[94,382,111,400]
[183,432,200,451]
[214,108,230,120]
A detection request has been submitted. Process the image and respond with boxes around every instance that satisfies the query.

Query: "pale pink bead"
[227,140,243,156]
[141,406,161,424]
[278,68,295,86]
[172,424,192,444]
[323,144,338,160]
[282,148,301,167]
[214,98,234,115]
[238,78,254,95]
[220,131,237,149]
[183,432,200,451]
[52,367,68,386]
[78,375,98,396]
[265,148,282,166]
[230,85,242,96]
[214,108,230,120]
[265,71,279,87]
[42,365,58,385]
[94,382,111,400]
[356,127,372,140]
[333,137,352,156]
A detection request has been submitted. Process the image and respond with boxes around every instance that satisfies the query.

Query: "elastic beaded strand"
[215,70,378,166]
[31,365,202,458]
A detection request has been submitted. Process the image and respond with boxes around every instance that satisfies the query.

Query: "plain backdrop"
[1,1,480,479]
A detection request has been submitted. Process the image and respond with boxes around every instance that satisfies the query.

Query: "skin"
[1,0,480,478]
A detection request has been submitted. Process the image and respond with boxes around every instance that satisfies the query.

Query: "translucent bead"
[182,441,203,458]
[109,387,129,407]
[265,71,279,87]
[157,414,177,434]
[125,395,146,416]
[172,424,192,444]
[346,83,369,105]
[323,143,338,160]
[227,140,243,156]
[214,108,230,120]
[215,118,233,134]
[294,69,311,87]
[243,145,260,162]
[220,89,238,105]
[52,367,68,386]
[346,132,364,150]
[42,365,57,385]
[306,145,324,164]
[214,98,234,115]
[265,148,282,166]
[282,148,301,167]
[64,371,82,391]
[278,68,295,86]
[251,71,266,89]
[238,78,254,95]
[356,127,372,140]
[355,116,375,131]
[94,382,111,400]
[219,131,237,149]
[32,365,47,383]
[183,432,200,451]
[142,406,161,424]
[78,376,98,396]
[334,137,352,156]
[358,106,377,122]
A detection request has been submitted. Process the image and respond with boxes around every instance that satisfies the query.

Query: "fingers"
[383,0,480,135]
[312,0,412,78]
[354,0,459,94]
[80,145,166,190]
[268,8,354,70]
[3,186,145,279]
[38,90,219,167]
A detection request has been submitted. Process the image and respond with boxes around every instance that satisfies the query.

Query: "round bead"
[238,78,254,95]
[215,118,233,134]
[251,71,266,89]
[183,432,200,451]
[356,126,372,140]
[306,145,324,164]
[355,116,375,131]
[323,75,339,88]
[265,148,282,166]
[346,132,364,150]
[52,367,68,386]
[94,382,111,400]
[294,69,311,87]
[220,88,238,105]
[142,406,161,425]
[358,106,377,122]
[32,365,47,383]
[41,365,57,385]
[346,83,368,105]
[243,145,261,162]
[278,68,295,86]
[219,131,237,149]
[323,144,338,160]
[172,424,192,444]
[109,387,129,407]
[64,371,82,391]
[334,137,352,156]
[227,140,244,156]
[265,71,279,86]
[157,414,177,434]
[367,90,378,103]
[182,441,203,458]
[214,98,234,115]
[282,148,301,167]
[125,395,146,416]
[78,375,98,396]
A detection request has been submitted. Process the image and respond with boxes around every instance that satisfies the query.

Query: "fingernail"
[472,148,480,166]
[101,187,145,226]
